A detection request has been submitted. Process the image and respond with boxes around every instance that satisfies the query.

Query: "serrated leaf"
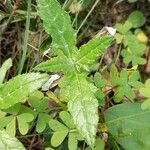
[105,103,150,150]
[51,130,68,147]
[6,117,16,137]
[68,133,77,150]
[75,36,112,66]
[0,130,26,150]
[33,56,74,75]
[37,0,77,57]
[59,111,75,129]
[67,74,98,147]
[0,58,12,84]
[0,73,49,109]
[49,119,68,132]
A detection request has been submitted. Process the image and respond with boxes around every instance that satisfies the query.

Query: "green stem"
[18,0,31,74]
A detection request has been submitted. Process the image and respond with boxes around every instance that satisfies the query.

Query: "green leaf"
[128,0,138,3]
[110,69,141,102]
[3,103,21,115]
[36,113,51,133]
[6,117,16,137]
[67,74,98,147]
[17,113,34,135]
[0,130,26,150]
[28,91,49,112]
[49,119,69,132]
[140,79,150,110]
[0,116,13,129]
[59,111,75,129]
[105,103,150,150]
[45,148,54,150]
[33,56,74,75]
[75,36,112,66]
[68,133,78,150]
[0,58,12,84]
[121,34,146,66]
[0,73,49,109]
[115,21,132,34]
[51,130,68,147]
[37,0,77,57]
[128,11,146,28]
[85,138,105,150]
[94,72,105,88]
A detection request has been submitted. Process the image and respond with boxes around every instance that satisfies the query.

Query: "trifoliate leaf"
[128,11,146,28]
[0,130,26,150]
[110,69,141,102]
[0,73,49,109]
[75,36,112,66]
[37,0,77,57]
[121,34,146,65]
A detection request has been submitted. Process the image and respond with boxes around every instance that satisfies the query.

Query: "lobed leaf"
[33,56,74,75]
[0,73,49,109]
[75,36,112,66]
[37,0,77,57]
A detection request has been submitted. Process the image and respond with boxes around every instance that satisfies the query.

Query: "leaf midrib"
[105,110,150,124]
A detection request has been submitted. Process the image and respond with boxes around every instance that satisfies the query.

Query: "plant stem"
[18,0,31,74]
[77,0,100,33]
